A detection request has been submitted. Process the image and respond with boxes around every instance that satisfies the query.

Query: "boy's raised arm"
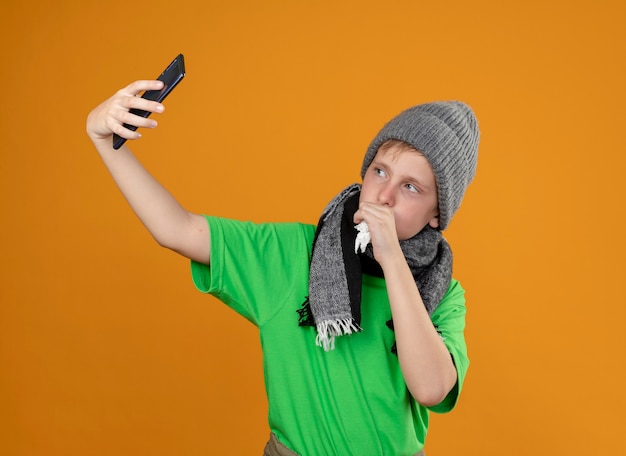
[86,80,211,265]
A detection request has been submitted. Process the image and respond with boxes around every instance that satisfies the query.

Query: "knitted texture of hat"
[361,101,479,230]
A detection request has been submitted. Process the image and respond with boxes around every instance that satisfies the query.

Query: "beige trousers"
[263,433,426,456]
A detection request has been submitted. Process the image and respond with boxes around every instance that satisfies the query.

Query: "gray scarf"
[306,184,452,351]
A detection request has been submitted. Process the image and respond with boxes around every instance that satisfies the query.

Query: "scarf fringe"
[315,319,362,351]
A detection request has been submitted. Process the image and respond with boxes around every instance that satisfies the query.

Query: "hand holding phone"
[112,54,186,150]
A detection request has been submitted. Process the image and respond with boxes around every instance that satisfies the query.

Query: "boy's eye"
[375,168,386,177]
[406,183,419,193]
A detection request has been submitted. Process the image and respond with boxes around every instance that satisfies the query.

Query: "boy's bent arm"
[381,251,458,406]
[355,202,456,406]
[86,80,211,265]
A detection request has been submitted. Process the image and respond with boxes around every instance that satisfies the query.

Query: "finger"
[353,209,364,224]
[105,112,158,142]
[118,109,159,131]
[110,122,142,141]
[125,96,165,115]
[355,202,387,221]
[122,79,165,97]
[354,204,377,225]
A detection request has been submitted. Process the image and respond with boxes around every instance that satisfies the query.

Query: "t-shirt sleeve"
[190,216,315,327]
[427,279,470,414]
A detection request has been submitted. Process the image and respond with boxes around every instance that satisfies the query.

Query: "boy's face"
[360,144,439,240]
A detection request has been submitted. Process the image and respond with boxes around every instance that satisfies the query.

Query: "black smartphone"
[112,53,186,150]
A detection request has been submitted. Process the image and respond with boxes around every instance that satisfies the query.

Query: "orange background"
[1,0,625,454]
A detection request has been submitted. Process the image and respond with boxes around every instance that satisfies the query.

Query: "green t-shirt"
[191,216,469,456]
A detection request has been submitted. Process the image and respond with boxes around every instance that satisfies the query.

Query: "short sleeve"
[427,279,469,414]
[190,216,316,326]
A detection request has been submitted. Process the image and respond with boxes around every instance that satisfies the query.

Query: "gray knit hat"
[361,101,479,230]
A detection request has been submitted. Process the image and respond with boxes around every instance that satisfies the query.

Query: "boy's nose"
[377,184,395,206]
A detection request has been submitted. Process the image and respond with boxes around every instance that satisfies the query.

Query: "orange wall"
[1,1,625,454]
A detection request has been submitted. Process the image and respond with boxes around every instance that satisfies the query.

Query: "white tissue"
[354,221,371,253]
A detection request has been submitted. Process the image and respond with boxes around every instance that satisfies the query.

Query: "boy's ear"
[428,214,440,229]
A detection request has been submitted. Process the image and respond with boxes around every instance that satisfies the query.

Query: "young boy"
[87,79,479,455]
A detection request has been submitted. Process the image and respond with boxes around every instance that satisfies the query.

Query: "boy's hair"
[377,139,420,155]
[361,102,480,230]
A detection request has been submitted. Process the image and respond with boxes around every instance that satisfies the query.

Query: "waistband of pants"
[263,432,426,456]
[263,433,299,456]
